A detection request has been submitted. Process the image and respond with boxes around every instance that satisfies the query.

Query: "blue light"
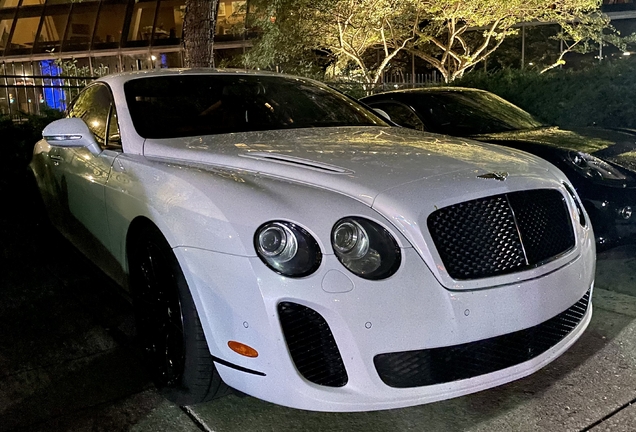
[39,60,67,111]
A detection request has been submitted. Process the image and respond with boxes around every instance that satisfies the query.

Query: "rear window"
[124,74,388,138]
[408,91,544,136]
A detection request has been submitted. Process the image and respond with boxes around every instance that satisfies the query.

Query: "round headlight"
[331,217,401,280]
[255,221,321,277]
[257,224,297,262]
[333,220,369,258]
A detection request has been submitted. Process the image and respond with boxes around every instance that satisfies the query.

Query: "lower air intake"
[278,302,348,387]
[374,290,590,388]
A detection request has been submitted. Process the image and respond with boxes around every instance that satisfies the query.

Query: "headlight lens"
[566,151,629,182]
[331,217,401,280]
[255,221,321,277]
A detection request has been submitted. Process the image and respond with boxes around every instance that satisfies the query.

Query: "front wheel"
[128,224,228,405]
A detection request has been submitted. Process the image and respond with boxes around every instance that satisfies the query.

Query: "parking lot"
[1,183,635,432]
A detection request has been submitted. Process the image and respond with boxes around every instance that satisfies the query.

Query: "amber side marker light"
[228,341,259,357]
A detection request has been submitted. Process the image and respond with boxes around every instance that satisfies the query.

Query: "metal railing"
[0,74,97,118]
[329,72,442,98]
[0,70,442,118]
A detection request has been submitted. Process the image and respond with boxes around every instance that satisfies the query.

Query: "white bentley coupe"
[29,69,594,412]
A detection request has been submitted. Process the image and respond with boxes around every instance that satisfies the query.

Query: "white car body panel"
[30,69,595,412]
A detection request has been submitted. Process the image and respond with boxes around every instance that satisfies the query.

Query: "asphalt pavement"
[1,178,635,432]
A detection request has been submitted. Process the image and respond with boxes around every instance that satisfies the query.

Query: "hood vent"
[241,152,353,174]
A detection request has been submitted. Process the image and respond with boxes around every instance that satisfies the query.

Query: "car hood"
[473,126,636,173]
[143,126,555,206]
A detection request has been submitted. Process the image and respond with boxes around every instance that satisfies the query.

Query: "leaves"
[455,60,636,129]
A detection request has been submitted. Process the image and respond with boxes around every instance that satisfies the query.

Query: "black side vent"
[278,302,348,387]
[427,189,575,280]
[374,290,590,388]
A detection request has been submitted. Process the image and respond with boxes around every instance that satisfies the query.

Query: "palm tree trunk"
[183,0,219,68]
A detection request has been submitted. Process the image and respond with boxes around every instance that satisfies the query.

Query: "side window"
[68,84,121,150]
[371,101,425,131]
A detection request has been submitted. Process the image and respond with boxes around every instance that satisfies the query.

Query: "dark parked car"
[362,87,636,250]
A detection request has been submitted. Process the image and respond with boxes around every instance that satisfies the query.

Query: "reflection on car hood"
[474,126,636,173]
[143,126,555,205]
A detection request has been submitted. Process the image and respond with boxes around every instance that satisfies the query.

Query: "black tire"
[128,224,228,405]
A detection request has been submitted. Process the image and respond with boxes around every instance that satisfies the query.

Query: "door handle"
[50,154,62,166]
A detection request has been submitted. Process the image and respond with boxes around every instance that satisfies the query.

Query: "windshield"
[125,74,388,138]
[411,91,544,136]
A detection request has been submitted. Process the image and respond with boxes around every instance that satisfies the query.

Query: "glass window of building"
[126,0,156,47]
[0,16,14,54]
[46,0,99,4]
[152,0,184,46]
[91,55,119,75]
[217,0,246,37]
[32,2,70,54]
[93,1,127,50]
[0,0,19,9]
[8,5,44,56]
[122,52,154,71]
[63,1,99,52]
[159,51,182,68]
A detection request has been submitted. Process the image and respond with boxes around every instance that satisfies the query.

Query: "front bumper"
[177,241,594,412]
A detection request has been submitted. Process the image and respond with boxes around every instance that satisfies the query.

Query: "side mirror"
[373,108,391,121]
[42,118,101,155]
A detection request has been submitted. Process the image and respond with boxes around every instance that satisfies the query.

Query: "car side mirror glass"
[42,118,101,155]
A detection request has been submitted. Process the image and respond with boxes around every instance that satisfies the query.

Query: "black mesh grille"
[278,302,348,387]
[508,191,576,264]
[374,290,590,388]
[428,189,575,280]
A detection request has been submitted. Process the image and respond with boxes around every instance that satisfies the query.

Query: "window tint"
[68,83,120,150]
[370,101,425,131]
[124,75,389,139]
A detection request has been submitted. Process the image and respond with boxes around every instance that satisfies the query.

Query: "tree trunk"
[183,0,219,68]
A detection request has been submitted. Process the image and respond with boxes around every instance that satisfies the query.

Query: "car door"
[49,83,122,265]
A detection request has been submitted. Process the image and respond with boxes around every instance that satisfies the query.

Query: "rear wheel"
[128,224,228,405]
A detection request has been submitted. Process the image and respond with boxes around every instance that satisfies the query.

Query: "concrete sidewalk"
[1,183,635,431]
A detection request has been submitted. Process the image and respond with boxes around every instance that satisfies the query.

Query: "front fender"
[104,154,411,279]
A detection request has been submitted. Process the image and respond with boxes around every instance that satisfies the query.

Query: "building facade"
[0,0,634,116]
[0,0,250,115]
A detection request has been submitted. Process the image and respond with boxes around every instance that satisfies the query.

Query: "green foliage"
[408,0,613,81]
[454,59,636,129]
[247,0,420,88]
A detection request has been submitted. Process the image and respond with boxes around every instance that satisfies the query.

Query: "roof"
[97,67,307,86]
[361,86,488,99]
